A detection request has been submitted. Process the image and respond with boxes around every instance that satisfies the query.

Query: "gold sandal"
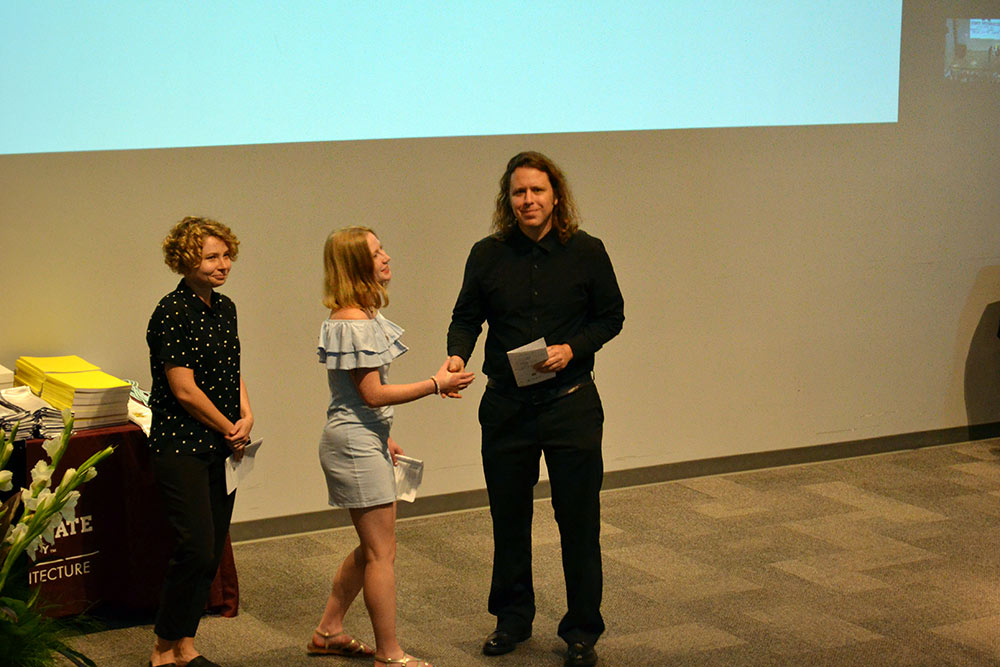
[306,628,375,657]
[373,654,433,666]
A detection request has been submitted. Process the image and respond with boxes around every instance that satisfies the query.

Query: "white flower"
[58,490,80,523]
[0,469,11,493]
[29,460,53,494]
[34,489,56,514]
[5,522,27,546]
[39,513,58,545]
[42,436,63,461]
[24,536,42,560]
[39,524,56,547]
[58,467,77,491]
[31,459,53,481]
[82,468,97,482]
[21,488,37,512]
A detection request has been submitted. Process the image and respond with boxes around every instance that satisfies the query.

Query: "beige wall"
[2,1,999,523]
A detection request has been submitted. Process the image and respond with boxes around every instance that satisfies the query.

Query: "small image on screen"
[946,18,1000,82]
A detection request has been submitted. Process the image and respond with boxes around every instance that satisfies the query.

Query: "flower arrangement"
[0,414,115,666]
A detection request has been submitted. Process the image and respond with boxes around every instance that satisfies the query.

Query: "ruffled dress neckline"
[317,312,408,370]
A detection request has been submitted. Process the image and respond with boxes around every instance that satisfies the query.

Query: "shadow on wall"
[965,299,1000,438]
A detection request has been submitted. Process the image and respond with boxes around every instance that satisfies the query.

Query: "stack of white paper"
[0,398,32,442]
[1,386,65,439]
[42,370,131,429]
[0,364,13,390]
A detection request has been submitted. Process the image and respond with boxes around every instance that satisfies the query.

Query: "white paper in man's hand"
[394,455,424,502]
[225,438,263,494]
[506,337,553,387]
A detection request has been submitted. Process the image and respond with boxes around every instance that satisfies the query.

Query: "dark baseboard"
[230,421,1000,543]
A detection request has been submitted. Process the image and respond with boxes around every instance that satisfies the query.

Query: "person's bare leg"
[173,637,200,664]
[150,636,177,666]
[351,503,406,661]
[312,545,371,651]
[151,636,200,666]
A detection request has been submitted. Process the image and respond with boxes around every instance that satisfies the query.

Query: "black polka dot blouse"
[146,279,241,456]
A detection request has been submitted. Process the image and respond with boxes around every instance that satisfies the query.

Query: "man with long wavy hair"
[447,152,624,667]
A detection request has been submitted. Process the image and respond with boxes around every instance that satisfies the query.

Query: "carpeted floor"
[66,439,1000,666]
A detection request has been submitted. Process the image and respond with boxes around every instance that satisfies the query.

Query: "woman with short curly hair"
[161,216,240,275]
[146,216,253,667]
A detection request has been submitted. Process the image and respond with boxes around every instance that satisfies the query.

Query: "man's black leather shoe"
[565,641,598,666]
[185,658,222,667]
[482,629,529,656]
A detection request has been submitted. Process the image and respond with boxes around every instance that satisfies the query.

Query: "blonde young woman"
[308,226,474,667]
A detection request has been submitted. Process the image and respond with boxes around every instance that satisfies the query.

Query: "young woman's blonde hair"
[162,216,240,274]
[322,226,388,311]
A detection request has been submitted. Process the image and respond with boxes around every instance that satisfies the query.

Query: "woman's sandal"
[306,628,375,657]
[373,654,433,666]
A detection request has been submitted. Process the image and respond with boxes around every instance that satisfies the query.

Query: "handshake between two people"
[434,356,475,399]
[437,344,574,399]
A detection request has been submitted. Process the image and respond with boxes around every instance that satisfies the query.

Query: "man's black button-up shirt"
[447,227,624,389]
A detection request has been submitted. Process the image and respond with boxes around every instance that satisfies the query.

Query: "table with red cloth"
[19,423,238,618]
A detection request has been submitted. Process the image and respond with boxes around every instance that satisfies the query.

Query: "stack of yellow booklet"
[41,370,131,429]
[15,355,99,395]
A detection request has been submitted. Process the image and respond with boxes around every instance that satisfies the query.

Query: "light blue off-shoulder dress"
[316,312,408,508]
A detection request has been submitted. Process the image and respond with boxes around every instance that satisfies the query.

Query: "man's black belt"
[485,373,594,405]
